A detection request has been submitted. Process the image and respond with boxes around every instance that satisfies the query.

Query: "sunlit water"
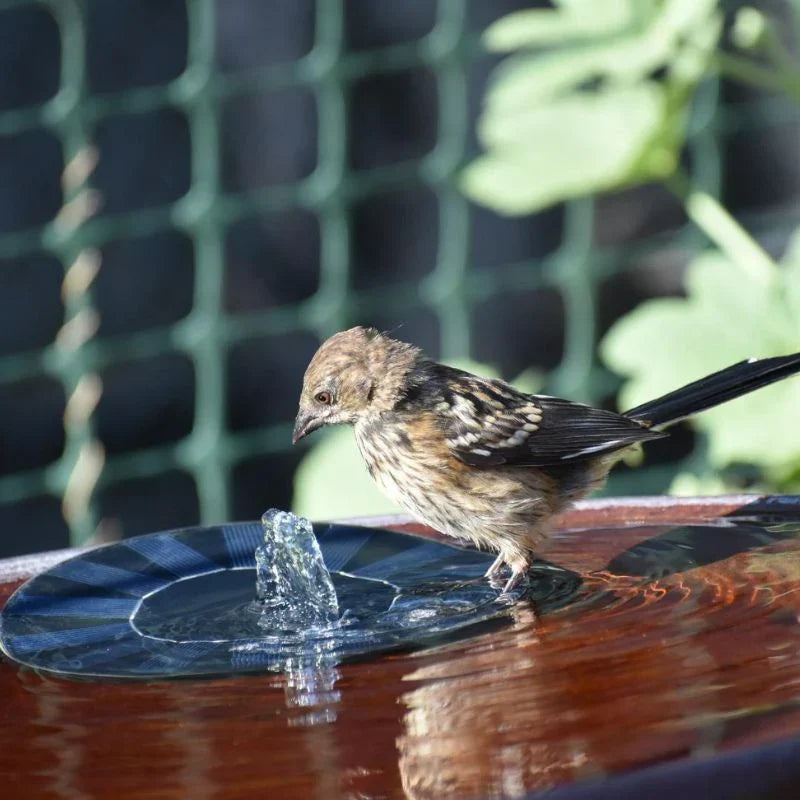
[0,511,580,680]
[5,507,800,798]
[254,509,339,630]
[135,508,580,662]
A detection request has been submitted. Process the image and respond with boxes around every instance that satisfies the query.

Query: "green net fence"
[0,0,798,548]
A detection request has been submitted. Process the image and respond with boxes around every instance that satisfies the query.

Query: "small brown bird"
[293,327,800,594]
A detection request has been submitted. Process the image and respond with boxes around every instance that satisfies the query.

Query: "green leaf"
[483,2,634,51]
[781,230,800,321]
[462,83,673,215]
[731,7,768,51]
[602,240,800,483]
[464,0,721,215]
[444,358,500,378]
[669,472,745,496]
[510,366,544,394]
[486,0,719,110]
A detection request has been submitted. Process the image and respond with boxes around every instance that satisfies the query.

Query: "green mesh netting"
[0,0,797,546]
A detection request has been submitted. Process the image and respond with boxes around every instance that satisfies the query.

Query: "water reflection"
[15,658,347,798]
[228,636,343,725]
[396,523,800,799]
[606,523,800,578]
[282,647,342,727]
[21,670,89,800]
[7,518,800,800]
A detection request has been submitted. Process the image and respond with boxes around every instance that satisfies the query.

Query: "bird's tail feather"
[624,353,800,428]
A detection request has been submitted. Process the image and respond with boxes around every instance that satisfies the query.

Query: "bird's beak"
[292,411,322,444]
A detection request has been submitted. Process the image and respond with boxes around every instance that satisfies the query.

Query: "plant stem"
[762,20,797,75]
[666,171,776,283]
[788,0,800,47]
[715,53,800,104]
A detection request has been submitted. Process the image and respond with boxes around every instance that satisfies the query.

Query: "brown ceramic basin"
[2,495,800,799]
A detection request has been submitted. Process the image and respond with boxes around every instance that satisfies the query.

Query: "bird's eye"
[314,391,333,405]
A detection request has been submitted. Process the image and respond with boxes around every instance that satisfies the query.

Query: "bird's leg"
[484,553,506,579]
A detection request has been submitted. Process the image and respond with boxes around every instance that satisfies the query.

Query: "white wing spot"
[451,431,480,448]
[501,429,530,448]
[451,396,477,425]
[576,439,625,456]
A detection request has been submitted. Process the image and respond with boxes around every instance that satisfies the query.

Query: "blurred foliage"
[602,1,800,494]
[461,0,800,497]
[295,2,800,517]
[603,233,800,492]
[461,0,722,214]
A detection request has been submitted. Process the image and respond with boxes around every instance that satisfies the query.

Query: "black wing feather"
[413,365,664,467]
[492,395,666,467]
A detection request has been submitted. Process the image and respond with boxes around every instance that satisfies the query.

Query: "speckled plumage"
[293,327,800,593]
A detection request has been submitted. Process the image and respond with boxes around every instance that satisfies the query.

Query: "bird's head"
[293,326,422,443]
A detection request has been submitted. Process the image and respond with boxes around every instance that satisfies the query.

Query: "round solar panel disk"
[0,522,580,679]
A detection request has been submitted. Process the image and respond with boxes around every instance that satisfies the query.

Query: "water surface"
[4,507,800,799]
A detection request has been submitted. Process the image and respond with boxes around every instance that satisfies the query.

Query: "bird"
[293,326,800,594]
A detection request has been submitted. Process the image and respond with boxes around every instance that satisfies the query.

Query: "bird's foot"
[501,567,526,595]
[493,559,530,602]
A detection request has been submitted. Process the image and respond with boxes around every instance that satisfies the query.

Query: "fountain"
[6,498,800,798]
[0,509,581,680]
[254,509,339,631]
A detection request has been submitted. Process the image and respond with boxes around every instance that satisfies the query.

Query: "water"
[6,504,800,798]
[243,509,578,662]
[232,509,579,666]
[0,515,580,680]
[254,509,339,631]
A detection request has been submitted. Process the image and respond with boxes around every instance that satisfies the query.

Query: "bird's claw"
[485,554,530,598]
[487,574,507,590]
[495,591,517,606]
[501,569,526,595]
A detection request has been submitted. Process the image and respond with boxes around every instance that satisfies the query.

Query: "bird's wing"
[440,376,664,467]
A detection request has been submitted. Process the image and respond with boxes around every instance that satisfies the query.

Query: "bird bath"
[0,510,579,680]
[6,497,800,798]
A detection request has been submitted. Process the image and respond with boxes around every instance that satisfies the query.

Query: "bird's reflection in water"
[268,519,800,798]
[269,520,800,797]
[396,605,600,800]
[393,543,788,800]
